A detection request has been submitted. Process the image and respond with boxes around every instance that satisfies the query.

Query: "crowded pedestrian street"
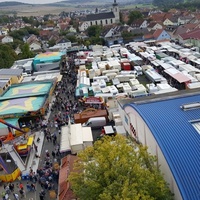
[0,53,81,200]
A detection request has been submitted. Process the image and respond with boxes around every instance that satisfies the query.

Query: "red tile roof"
[150,13,166,22]
[58,155,78,200]
[144,33,154,39]
[179,28,200,40]
[153,29,164,38]
[39,30,50,37]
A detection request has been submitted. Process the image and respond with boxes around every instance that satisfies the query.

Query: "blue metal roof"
[124,94,200,200]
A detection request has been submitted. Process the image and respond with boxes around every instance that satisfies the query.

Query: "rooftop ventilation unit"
[181,102,200,111]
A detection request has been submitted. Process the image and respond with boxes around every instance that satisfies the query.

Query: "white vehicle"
[115,74,136,82]
[102,69,119,76]
[106,72,117,80]
[82,117,106,128]
[110,44,121,51]
[93,76,109,82]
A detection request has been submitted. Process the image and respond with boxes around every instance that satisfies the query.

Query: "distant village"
[0,0,200,53]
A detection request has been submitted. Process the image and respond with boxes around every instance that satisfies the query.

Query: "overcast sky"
[0,0,63,4]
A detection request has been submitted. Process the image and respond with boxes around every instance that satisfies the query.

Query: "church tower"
[112,0,120,23]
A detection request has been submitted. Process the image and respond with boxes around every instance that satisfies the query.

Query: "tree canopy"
[87,25,102,38]
[18,43,35,59]
[153,0,184,8]
[0,44,17,68]
[86,25,103,45]
[9,27,39,41]
[69,135,173,200]
[128,10,143,25]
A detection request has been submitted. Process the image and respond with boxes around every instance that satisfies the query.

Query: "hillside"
[0,1,29,6]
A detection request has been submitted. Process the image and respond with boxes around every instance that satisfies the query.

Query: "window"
[192,121,200,134]
[106,19,108,24]
[90,22,92,26]
[111,19,113,23]
[95,21,97,25]
[100,20,102,25]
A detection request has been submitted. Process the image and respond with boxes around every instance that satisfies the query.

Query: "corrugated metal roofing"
[0,69,23,76]
[0,81,7,88]
[124,94,200,200]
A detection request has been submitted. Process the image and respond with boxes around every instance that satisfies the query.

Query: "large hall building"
[118,90,200,200]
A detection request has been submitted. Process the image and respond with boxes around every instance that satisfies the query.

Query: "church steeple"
[112,0,119,23]
[113,0,118,6]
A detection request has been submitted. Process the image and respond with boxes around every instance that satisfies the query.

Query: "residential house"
[69,26,77,33]
[42,24,55,31]
[178,28,200,47]
[143,32,154,41]
[101,25,123,46]
[48,33,60,42]
[55,38,72,50]
[163,16,178,26]
[148,9,163,17]
[189,14,200,24]
[143,29,171,41]
[178,16,194,25]
[147,22,163,31]
[57,23,69,32]
[173,23,199,39]
[15,46,21,55]
[131,19,148,29]
[39,30,50,41]
[0,27,8,36]
[131,28,149,41]
[79,0,120,31]
[1,36,13,43]
[58,155,77,200]
[25,34,39,44]
[153,29,171,41]
[0,69,23,84]
[149,12,166,23]
[29,41,42,51]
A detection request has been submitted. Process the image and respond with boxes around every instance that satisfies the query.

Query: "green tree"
[9,27,39,41]
[48,39,56,47]
[0,44,17,68]
[128,10,143,25]
[65,35,77,43]
[87,25,102,37]
[84,40,91,48]
[153,0,184,7]
[19,43,34,59]
[69,135,173,200]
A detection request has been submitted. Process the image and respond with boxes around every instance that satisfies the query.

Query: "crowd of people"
[1,53,81,200]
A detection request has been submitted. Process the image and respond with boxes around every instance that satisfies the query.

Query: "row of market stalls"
[128,41,200,90]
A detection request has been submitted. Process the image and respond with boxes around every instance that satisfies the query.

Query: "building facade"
[118,91,200,200]
[79,0,120,32]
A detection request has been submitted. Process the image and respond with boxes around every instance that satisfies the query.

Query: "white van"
[82,117,106,128]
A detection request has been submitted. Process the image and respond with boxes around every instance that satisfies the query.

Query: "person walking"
[39,190,45,200]
[51,150,56,158]
[13,193,19,200]
[19,188,25,198]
